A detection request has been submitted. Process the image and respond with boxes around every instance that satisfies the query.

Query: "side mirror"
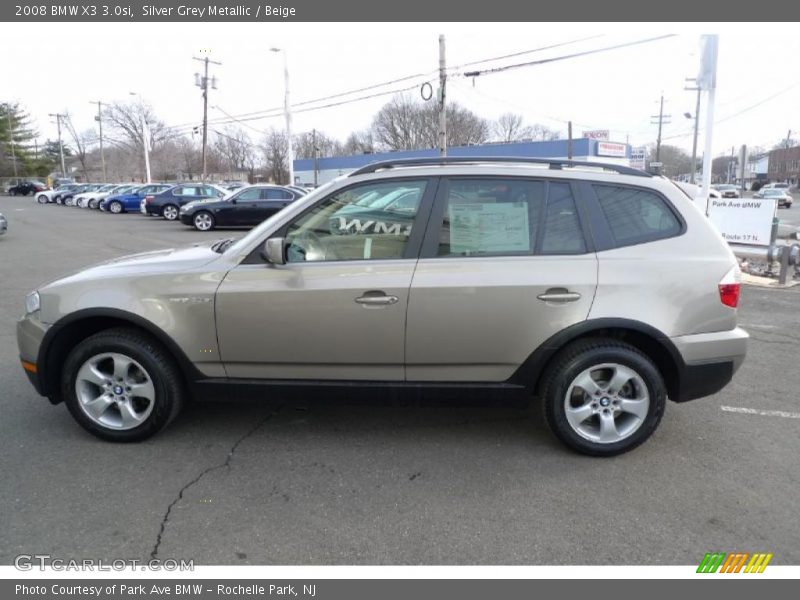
[264,237,286,265]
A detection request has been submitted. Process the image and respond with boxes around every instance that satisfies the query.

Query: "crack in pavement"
[149,405,284,559]
[748,334,797,346]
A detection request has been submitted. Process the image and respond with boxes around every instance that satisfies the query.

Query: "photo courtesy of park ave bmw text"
[1,0,799,596]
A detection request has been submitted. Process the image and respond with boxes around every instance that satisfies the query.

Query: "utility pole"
[194,55,221,181]
[90,100,107,182]
[650,94,671,162]
[728,145,735,184]
[49,112,67,178]
[438,34,447,157]
[785,129,793,149]
[270,48,293,185]
[684,83,701,184]
[7,109,18,178]
[312,128,319,187]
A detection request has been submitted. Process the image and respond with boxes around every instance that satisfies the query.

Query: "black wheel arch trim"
[36,307,203,399]
[507,317,687,399]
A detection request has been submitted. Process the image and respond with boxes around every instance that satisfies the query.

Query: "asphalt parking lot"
[1,195,799,566]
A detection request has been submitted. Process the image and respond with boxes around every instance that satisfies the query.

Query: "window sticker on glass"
[448,202,531,255]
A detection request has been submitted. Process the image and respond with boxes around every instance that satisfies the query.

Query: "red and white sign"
[596,141,627,158]
[582,129,610,140]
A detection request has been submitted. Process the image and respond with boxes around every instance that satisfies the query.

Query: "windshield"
[224,179,338,257]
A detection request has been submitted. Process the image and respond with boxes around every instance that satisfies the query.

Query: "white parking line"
[721,406,800,419]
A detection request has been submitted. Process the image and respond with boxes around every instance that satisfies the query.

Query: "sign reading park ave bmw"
[706,197,777,247]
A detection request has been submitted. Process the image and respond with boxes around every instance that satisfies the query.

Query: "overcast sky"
[4,22,800,158]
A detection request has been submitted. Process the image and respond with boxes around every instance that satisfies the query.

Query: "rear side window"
[264,189,294,200]
[434,179,586,257]
[594,185,681,247]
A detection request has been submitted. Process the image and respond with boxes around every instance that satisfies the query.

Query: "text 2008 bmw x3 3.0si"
[17,158,748,456]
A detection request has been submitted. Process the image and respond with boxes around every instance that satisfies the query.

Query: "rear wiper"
[211,238,235,253]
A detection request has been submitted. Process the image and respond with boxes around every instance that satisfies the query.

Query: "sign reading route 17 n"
[706,196,778,247]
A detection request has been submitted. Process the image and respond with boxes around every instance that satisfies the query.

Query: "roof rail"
[348,156,651,178]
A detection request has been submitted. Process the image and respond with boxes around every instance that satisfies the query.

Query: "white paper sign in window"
[448,202,530,255]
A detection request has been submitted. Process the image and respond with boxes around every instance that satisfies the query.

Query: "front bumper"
[670,327,748,402]
[180,213,193,225]
[17,314,50,396]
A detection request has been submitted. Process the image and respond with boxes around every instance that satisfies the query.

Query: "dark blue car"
[101,184,173,214]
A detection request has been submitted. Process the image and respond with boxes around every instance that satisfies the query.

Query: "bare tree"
[371,94,490,151]
[262,128,289,184]
[343,129,376,155]
[212,126,254,173]
[493,112,532,143]
[528,123,561,141]
[63,114,95,180]
[103,101,166,154]
[294,130,343,159]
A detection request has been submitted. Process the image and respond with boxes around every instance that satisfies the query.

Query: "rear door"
[405,177,598,382]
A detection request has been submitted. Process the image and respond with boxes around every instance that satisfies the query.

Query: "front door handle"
[355,291,399,306]
[537,288,582,303]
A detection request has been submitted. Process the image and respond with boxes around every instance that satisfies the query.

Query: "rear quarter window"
[593,184,682,247]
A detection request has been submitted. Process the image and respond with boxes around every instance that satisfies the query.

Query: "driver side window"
[284,180,427,262]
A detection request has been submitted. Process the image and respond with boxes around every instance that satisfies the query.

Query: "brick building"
[767,146,800,185]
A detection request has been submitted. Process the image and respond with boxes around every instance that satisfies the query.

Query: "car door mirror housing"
[264,237,286,265]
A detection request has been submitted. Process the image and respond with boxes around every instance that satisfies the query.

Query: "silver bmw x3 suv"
[17,157,748,455]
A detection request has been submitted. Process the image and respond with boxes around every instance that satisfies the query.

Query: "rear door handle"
[355,291,399,306]
[537,289,582,303]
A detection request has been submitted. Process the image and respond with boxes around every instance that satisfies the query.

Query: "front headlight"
[25,291,40,315]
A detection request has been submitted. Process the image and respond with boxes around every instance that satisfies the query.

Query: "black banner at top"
[3,0,800,22]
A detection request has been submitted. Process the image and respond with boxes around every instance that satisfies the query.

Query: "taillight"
[718,265,741,308]
[145,195,154,204]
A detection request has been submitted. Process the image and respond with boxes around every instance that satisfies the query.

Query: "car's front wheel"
[193,211,215,231]
[37,194,48,204]
[61,328,185,442]
[108,200,123,214]
[542,338,666,456]
[162,204,179,221]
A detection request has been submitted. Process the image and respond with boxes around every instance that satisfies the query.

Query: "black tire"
[108,200,123,214]
[541,338,666,457]
[61,328,186,442]
[37,194,48,204]
[162,204,179,221]
[193,211,216,231]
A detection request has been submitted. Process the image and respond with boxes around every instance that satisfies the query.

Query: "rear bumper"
[670,327,748,402]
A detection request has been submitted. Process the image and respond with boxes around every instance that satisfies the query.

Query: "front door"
[405,177,598,382]
[215,178,435,380]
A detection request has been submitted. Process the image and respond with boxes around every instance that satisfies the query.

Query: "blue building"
[293,138,631,186]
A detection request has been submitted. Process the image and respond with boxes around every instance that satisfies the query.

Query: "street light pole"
[684,87,701,185]
[271,47,294,185]
[129,92,151,183]
[90,100,107,182]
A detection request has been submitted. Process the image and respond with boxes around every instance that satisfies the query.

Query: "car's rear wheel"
[193,211,215,231]
[88,199,98,209]
[61,328,185,442]
[108,201,123,214]
[37,194,48,204]
[162,204,179,221]
[542,338,666,457]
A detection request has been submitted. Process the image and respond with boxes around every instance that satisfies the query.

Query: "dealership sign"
[706,197,776,246]
[596,141,627,158]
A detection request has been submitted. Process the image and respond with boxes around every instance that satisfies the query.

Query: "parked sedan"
[713,184,740,198]
[179,185,302,231]
[37,183,80,204]
[75,184,119,207]
[63,184,104,206]
[143,183,227,220]
[8,181,48,196]
[101,184,170,213]
[756,188,793,208]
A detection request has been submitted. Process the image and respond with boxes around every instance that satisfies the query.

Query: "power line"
[449,34,604,71]
[463,34,677,78]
